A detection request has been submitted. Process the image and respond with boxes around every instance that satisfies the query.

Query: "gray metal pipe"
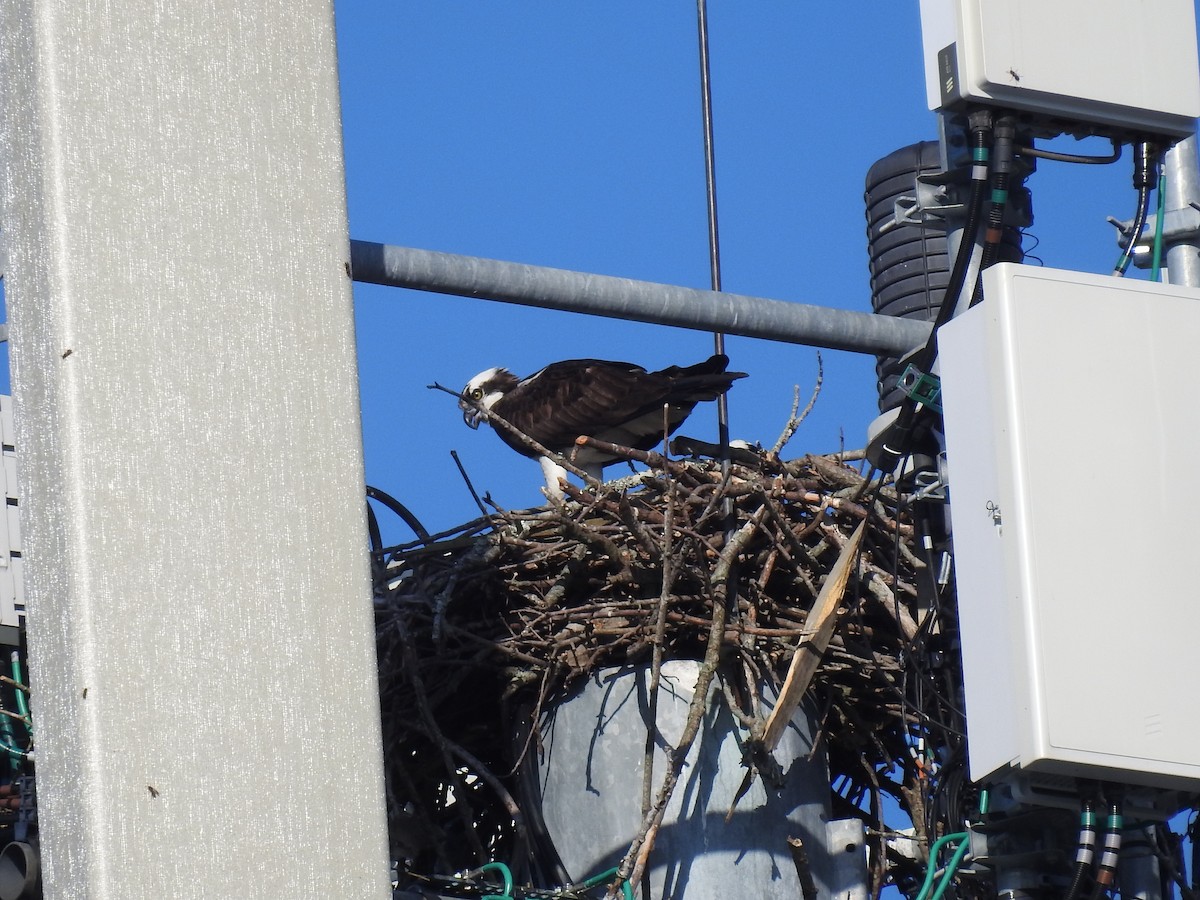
[1163,134,1200,287]
[350,241,931,357]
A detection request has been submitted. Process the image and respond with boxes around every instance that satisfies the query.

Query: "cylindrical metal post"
[1163,134,1200,287]
[350,242,931,358]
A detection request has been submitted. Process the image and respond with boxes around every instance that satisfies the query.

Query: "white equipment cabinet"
[919,0,1200,138]
[940,264,1200,792]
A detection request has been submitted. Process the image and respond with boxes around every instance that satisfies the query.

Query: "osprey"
[460,354,746,497]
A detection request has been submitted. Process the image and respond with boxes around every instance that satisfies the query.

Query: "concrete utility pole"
[0,1,391,897]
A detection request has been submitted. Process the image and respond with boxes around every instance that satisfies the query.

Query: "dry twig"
[771,352,824,456]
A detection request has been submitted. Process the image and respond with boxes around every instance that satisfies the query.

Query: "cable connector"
[967,108,994,137]
[991,115,1017,177]
[1133,141,1161,190]
[1090,802,1123,899]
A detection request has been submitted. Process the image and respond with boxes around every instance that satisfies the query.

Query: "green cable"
[0,698,17,772]
[1151,169,1166,282]
[575,867,618,889]
[471,860,635,900]
[475,861,514,899]
[9,654,28,723]
[574,867,633,900]
[914,832,969,900]
[929,836,971,900]
[0,741,27,761]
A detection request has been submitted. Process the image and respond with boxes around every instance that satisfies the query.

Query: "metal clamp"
[899,364,942,413]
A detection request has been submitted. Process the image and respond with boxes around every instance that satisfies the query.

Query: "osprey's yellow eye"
[470,388,483,399]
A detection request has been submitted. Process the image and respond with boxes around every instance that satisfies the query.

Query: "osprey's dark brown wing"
[490,355,745,463]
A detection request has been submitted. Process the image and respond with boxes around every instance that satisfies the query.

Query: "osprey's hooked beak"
[460,397,483,430]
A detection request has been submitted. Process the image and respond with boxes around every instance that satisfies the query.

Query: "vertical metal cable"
[695,0,740,630]
[695,0,731,453]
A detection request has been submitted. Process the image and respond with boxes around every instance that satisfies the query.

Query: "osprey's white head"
[459,367,519,429]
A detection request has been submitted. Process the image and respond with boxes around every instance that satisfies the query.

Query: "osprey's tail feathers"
[656,354,747,401]
[653,353,730,378]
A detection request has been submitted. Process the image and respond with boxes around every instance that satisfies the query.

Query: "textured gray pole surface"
[351,242,932,357]
[0,2,390,897]
[537,663,835,900]
[1164,134,1200,287]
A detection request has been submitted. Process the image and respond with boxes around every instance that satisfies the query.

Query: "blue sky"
[335,3,1163,539]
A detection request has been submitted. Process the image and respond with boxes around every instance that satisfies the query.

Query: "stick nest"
[374,445,960,896]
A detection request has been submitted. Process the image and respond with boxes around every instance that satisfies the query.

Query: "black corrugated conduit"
[864,142,950,412]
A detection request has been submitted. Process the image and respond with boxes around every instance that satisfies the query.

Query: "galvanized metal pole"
[350,242,931,357]
[1163,133,1200,287]
[694,0,736,485]
[0,1,390,896]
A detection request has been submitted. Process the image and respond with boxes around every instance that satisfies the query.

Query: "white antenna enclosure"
[940,264,1200,792]
[919,0,1200,138]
